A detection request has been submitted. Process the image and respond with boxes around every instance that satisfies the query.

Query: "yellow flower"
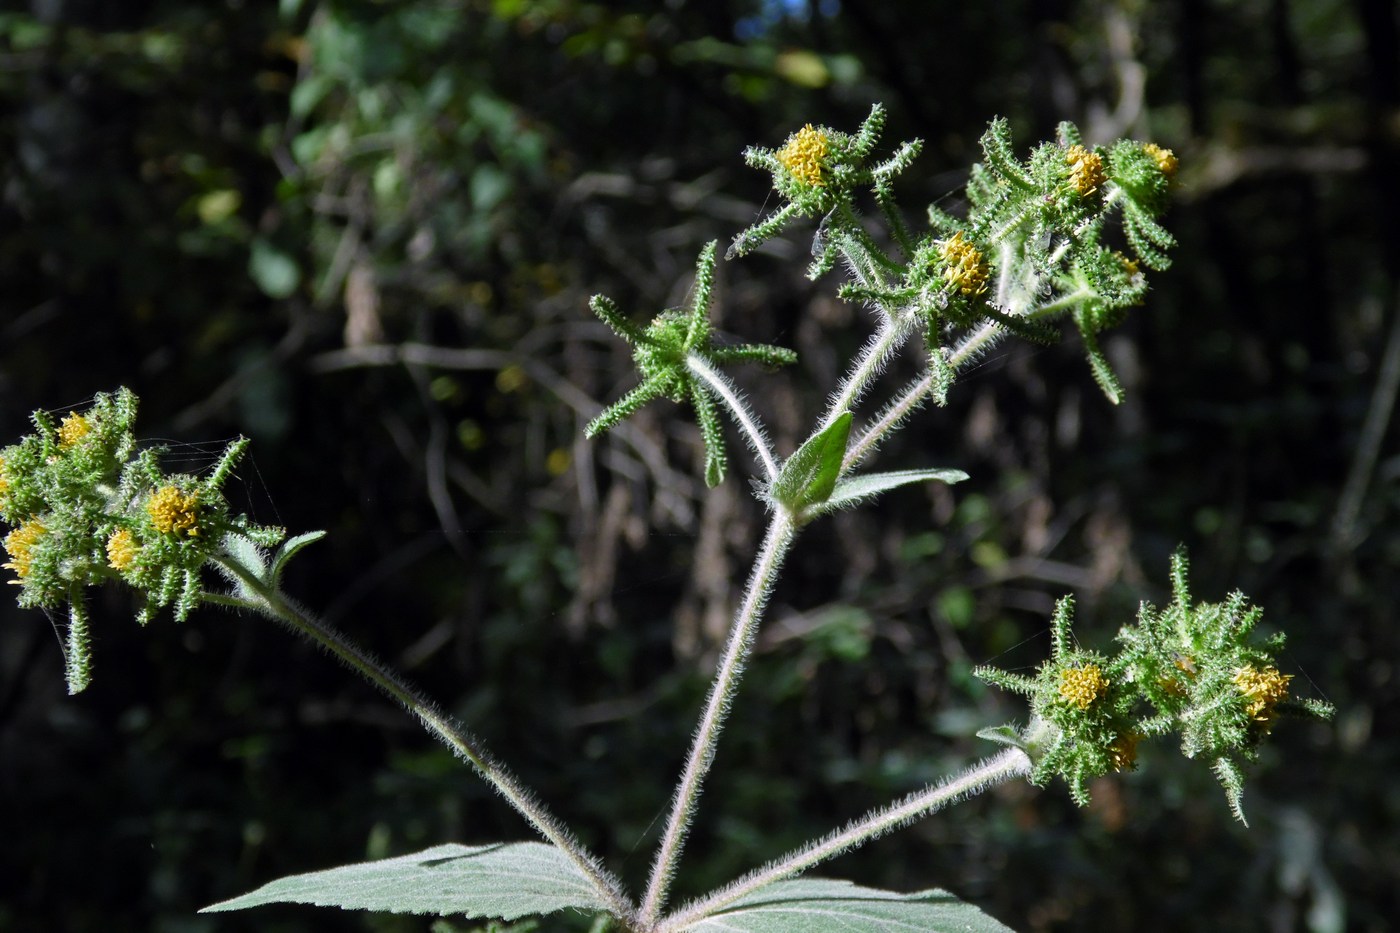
[0,455,8,499]
[938,232,989,296]
[777,124,829,188]
[3,517,46,580]
[1058,663,1109,710]
[1065,144,1105,197]
[147,486,200,537]
[1109,731,1141,771]
[1158,654,1196,697]
[1143,142,1178,179]
[1232,664,1291,727]
[106,528,139,571]
[57,413,93,449]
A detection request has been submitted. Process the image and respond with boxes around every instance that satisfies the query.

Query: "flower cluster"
[976,551,1333,821]
[731,108,1178,411]
[0,389,283,692]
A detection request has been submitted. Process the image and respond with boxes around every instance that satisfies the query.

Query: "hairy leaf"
[202,843,609,921]
[680,878,1014,932]
[268,529,328,588]
[808,468,969,517]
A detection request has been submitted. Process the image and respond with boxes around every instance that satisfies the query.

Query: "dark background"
[1,1,1395,930]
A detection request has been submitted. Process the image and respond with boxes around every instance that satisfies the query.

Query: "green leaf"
[772,413,852,515]
[806,468,969,518]
[682,879,1014,932]
[201,842,609,921]
[976,724,1027,752]
[268,530,328,588]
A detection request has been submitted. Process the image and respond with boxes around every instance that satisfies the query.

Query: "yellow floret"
[1065,144,1105,197]
[147,486,200,537]
[938,232,990,296]
[776,124,829,188]
[1058,663,1109,710]
[3,517,46,580]
[57,413,93,449]
[1232,664,1291,727]
[0,455,8,499]
[1109,731,1141,771]
[106,528,139,571]
[1143,142,1178,179]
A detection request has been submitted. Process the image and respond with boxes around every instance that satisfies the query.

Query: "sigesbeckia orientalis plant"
[3,104,1332,932]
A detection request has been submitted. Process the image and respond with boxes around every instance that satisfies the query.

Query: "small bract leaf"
[976,724,1028,752]
[807,468,969,518]
[219,532,270,597]
[201,842,609,921]
[772,413,852,515]
[268,529,328,587]
[681,878,1014,932]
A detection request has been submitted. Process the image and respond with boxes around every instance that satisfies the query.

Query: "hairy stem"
[686,355,779,481]
[657,749,1031,932]
[640,514,796,925]
[844,320,1003,470]
[817,317,911,438]
[210,553,637,925]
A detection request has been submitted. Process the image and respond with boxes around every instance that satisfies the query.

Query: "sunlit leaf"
[202,842,609,921]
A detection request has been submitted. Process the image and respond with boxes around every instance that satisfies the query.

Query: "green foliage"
[4,3,1384,931]
[3,97,1338,933]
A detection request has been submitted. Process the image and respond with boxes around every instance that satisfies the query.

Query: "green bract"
[585,240,797,487]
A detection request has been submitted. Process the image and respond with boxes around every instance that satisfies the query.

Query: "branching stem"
[817,317,911,437]
[844,320,1003,469]
[209,553,637,926]
[657,749,1032,932]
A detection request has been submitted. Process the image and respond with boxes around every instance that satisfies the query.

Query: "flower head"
[1109,731,1141,771]
[938,232,990,296]
[57,413,93,449]
[1065,144,1106,197]
[1143,142,1178,179]
[106,528,139,571]
[3,518,46,580]
[1232,664,1292,727]
[776,124,829,188]
[148,486,200,537]
[1058,663,1109,710]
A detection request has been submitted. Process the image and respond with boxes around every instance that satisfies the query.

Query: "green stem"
[656,749,1031,932]
[209,553,637,926]
[640,514,797,926]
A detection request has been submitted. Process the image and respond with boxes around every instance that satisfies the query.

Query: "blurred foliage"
[1,1,1396,932]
